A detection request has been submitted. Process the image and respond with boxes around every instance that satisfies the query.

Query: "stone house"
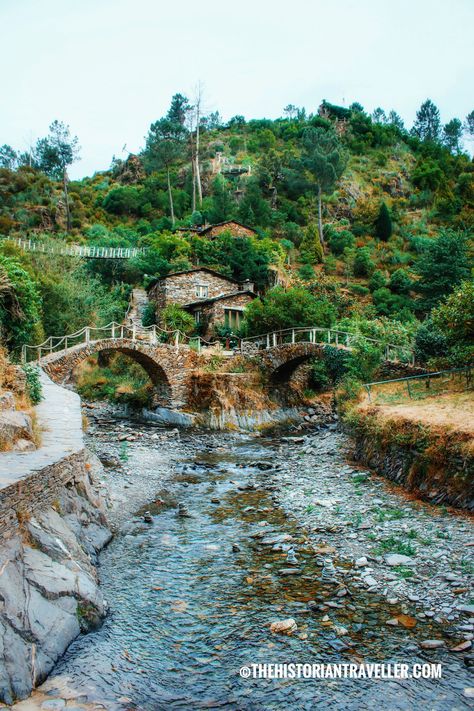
[147,267,256,336]
[177,220,257,239]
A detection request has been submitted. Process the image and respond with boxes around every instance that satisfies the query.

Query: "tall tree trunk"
[63,169,71,232]
[195,84,203,207]
[167,168,175,226]
[192,157,196,213]
[189,129,196,213]
[317,182,325,251]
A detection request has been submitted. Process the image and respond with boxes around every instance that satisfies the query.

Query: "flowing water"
[42,420,472,710]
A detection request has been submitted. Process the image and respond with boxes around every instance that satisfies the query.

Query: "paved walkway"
[0,371,84,490]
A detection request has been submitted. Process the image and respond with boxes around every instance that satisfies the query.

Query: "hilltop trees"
[301,127,347,250]
[0,145,18,170]
[465,111,474,138]
[411,100,441,143]
[143,116,187,226]
[442,119,463,154]
[35,121,80,231]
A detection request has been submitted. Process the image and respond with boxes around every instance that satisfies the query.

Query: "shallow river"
[41,419,472,710]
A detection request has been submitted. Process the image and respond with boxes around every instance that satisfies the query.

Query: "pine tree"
[300,223,323,264]
[375,202,392,241]
[411,99,441,142]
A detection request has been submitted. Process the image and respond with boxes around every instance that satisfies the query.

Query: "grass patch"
[393,565,415,579]
[374,536,416,556]
[374,507,406,522]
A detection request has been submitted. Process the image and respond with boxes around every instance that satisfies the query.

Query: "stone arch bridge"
[23,324,414,410]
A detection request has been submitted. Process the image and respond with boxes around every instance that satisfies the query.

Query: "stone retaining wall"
[0,372,112,704]
[0,372,86,537]
[348,421,474,511]
[0,451,85,538]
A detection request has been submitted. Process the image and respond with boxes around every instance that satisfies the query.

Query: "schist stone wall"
[148,270,239,310]
[197,292,255,333]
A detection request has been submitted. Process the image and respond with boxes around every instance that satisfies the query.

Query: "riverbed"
[20,415,473,710]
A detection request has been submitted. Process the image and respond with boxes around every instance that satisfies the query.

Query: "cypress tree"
[375,202,392,241]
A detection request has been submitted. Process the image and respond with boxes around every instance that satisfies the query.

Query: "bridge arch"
[259,342,329,384]
[40,338,192,408]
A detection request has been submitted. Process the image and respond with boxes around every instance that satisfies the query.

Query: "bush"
[348,336,383,382]
[0,255,42,350]
[22,364,43,404]
[353,247,375,277]
[322,345,352,383]
[415,230,471,310]
[369,270,387,292]
[242,286,336,335]
[375,202,392,241]
[160,304,195,334]
[389,268,412,294]
[414,319,448,363]
[372,287,413,319]
[309,359,330,391]
[141,302,157,327]
[350,284,370,296]
[298,264,316,281]
[328,229,355,256]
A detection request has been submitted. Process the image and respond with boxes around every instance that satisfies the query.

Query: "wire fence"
[364,367,472,405]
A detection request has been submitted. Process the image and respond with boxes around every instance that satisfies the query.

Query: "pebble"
[41,701,66,711]
[385,554,415,566]
[269,618,297,635]
[419,640,445,649]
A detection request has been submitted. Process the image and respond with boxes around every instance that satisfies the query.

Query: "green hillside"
[0,97,472,383]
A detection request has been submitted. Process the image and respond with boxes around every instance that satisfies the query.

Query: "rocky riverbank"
[262,427,474,637]
[0,451,111,705]
[6,412,474,709]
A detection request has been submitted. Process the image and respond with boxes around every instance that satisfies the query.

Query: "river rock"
[419,640,445,649]
[0,391,15,410]
[13,437,36,452]
[385,554,415,566]
[0,410,33,443]
[270,618,297,635]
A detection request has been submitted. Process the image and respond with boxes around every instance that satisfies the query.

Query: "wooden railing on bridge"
[3,237,147,259]
[21,322,208,363]
[21,324,415,366]
[240,327,415,365]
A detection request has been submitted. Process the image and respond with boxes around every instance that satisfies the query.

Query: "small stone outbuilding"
[147,268,256,336]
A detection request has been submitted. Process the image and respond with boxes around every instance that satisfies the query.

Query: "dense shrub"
[242,286,336,335]
[328,229,355,256]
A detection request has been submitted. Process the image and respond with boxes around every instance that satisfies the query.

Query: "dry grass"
[359,391,474,437]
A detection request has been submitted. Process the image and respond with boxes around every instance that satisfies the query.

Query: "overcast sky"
[1,0,472,178]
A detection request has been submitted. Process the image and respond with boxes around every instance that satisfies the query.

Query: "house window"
[194,309,202,324]
[224,309,242,330]
[196,284,208,298]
